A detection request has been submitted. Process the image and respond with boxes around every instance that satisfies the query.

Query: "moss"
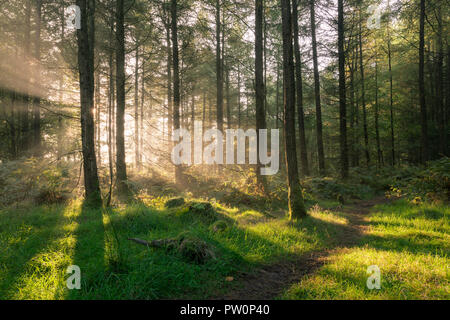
[187,201,217,222]
[177,236,215,264]
[165,197,185,208]
[210,220,229,233]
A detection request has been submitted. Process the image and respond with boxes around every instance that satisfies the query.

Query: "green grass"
[1,195,448,300]
[0,197,347,299]
[281,200,450,300]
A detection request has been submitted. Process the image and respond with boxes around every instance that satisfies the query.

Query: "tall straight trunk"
[309,0,325,174]
[338,0,348,179]
[281,0,306,219]
[95,71,101,165]
[446,44,450,157]
[171,0,182,183]
[140,57,145,165]
[255,0,267,190]
[359,9,370,166]
[76,0,101,205]
[349,45,356,167]
[216,0,224,134]
[276,59,280,129]
[387,0,395,166]
[202,91,206,137]
[134,45,140,170]
[237,64,241,128]
[292,0,309,176]
[226,64,231,128]
[115,0,130,196]
[165,8,173,152]
[354,43,360,167]
[191,93,195,162]
[21,0,31,153]
[57,5,65,161]
[32,0,42,153]
[374,46,382,166]
[436,3,445,156]
[107,16,114,205]
[419,0,428,163]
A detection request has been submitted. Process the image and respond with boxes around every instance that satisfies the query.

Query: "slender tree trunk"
[276,59,280,130]
[171,0,182,183]
[338,0,348,179]
[115,0,130,197]
[140,55,145,166]
[436,3,445,156]
[359,9,370,166]
[76,0,101,205]
[374,46,382,166]
[165,7,173,153]
[281,0,306,219]
[387,0,395,166]
[21,0,31,153]
[237,64,241,128]
[216,0,224,134]
[32,0,42,154]
[134,45,140,170]
[255,0,267,191]
[58,5,65,161]
[292,0,309,176]
[419,0,428,163]
[309,0,325,174]
[95,71,101,165]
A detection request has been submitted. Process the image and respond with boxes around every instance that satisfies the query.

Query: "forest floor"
[0,168,448,300]
[213,197,390,299]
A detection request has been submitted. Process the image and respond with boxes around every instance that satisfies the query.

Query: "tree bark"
[419,0,428,163]
[309,0,325,175]
[171,0,183,183]
[338,0,348,179]
[76,0,101,205]
[292,0,309,176]
[115,0,130,197]
[359,8,370,166]
[281,0,306,219]
[32,0,42,154]
[255,0,267,191]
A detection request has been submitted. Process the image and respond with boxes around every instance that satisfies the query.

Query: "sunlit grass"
[282,200,450,300]
[0,196,347,299]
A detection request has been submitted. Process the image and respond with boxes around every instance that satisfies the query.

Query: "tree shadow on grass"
[66,201,106,299]
[0,205,69,299]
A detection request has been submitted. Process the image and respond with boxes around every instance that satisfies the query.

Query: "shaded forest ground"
[0,158,448,299]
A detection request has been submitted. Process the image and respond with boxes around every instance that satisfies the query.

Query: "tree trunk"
[359,8,370,166]
[32,0,42,154]
[216,0,224,134]
[419,0,428,163]
[338,0,348,179]
[309,0,325,175]
[134,45,140,170]
[171,0,183,183]
[115,0,130,197]
[255,0,267,191]
[281,0,306,219]
[387,0,395,166]
[292,0,309,176]
[374,45,382,166]
[76,0,101,205]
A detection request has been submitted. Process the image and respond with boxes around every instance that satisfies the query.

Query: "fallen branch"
[128,238,176,248]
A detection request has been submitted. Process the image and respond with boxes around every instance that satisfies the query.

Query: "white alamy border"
[171,126,279,176]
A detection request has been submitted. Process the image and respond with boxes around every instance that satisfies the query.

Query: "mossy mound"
[187,201,217,222]
[210,220,229,233]
[165,197,185,208]
[177,236,215,264]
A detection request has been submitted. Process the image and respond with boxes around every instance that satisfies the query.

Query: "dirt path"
[212,196,390,300]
